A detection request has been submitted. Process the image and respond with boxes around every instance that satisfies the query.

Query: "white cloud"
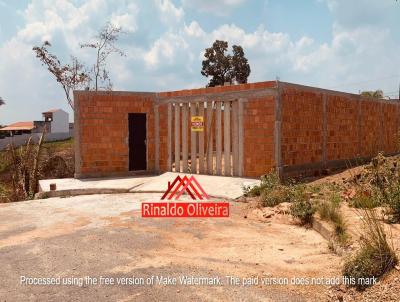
[184,21,205,38]
[182,0,246,15]
[144,32,188,67]
[110,3,139,32]
[154,0,184,24]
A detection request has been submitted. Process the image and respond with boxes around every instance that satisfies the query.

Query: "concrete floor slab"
[38,172,260,200]
[131,172,260,200]
[38,175,157,193]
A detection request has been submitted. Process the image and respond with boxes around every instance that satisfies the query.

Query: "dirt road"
[0,194,340,301]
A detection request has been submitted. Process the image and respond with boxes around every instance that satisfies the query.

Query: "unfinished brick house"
[74,81,400,179]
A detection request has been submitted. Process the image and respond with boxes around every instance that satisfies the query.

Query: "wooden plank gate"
[154,87,277,177]
[166,100,244,177]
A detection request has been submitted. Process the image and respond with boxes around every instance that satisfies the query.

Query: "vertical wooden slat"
[167,103,172,171]
[224,101,231,176]
[206,101,213,174]
[232,101,239,176]
[182,103,189,172]
[174,103,180,172]
[216,101,222,175]
[238,99,244,177]
[190,103,197,174]
[198,102,205,174]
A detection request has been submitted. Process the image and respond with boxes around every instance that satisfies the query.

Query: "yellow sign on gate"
[191,116,204,132]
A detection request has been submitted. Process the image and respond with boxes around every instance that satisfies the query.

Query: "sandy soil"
[0,193,340,301]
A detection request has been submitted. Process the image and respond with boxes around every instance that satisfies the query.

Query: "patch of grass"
[308,184,322,194]
[43,138,74,151]
[318,192,348,245]
[350,191,381,209]
[260,185,292,207]
[342,209,398,290]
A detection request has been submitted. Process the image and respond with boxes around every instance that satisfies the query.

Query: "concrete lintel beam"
[157,88,277,104]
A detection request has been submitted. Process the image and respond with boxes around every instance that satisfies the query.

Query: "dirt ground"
[0,193,341,301]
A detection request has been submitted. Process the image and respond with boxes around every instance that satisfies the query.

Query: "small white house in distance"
[0,108,71,150]
[42,109,69,133]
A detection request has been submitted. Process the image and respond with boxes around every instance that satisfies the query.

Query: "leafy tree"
[229,45,251,85]
[33,41,89,110]
[201,40,251,87]
[81,22,125,91]
[361,90,384,98]
[0,97,5,106]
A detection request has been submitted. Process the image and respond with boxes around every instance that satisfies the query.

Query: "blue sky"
[0,0,399,124]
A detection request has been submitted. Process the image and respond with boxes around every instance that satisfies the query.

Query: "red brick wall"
[326,95,359,161]
[243,96,276,177]
[382,102,399,154]
[280,83,400,176]
[281,87,324,166]
[359,100,382,157]
[75,92,156,177]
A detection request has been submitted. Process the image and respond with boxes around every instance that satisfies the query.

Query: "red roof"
[0,121,35,131]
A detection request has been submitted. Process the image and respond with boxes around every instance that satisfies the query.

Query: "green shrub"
[243,172,280,197]
[290,199,315,226]
[342,209,398,290]
[368,154,400,221]
[243,184,261,197]
[244,172,309,210]
[260,186,291,207]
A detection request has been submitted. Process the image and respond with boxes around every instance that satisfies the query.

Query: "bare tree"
[81,22,125,91]
[33,41,89,110]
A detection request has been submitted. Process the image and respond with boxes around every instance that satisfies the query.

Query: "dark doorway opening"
[128,113,147,171]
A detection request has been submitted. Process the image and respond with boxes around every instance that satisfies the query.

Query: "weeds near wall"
[369,154,400,222]
[243,171,309,208]
[6,131,46,201]
[244,172,317,224]
[243,172,280,197]
[290,198,315,226]
[347,153,400,222]
[317,192,348,244]
[343,209,398,290]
